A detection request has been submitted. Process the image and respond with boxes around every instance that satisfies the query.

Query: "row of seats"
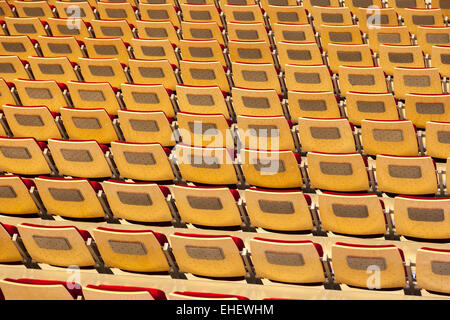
[0,222,448,295]
[1,175,449,240]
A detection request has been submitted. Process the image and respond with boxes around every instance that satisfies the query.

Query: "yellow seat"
[345,92,399,126]
[231,87,284,118]
[36,36,85,62]
[27,56,80,82]
[425,121,450,159]
[379,44,425,76]
[285,64,334,92]
[5,17,47,37]
[83,284,166,300]
[232,62,281,94]
[327,43,374,74]
[83,38,130,65]
[135,20,180,47]
[0,54,31,80]
[0,278,79,300]
[176,85,230,118]
[180,60,230,92]
[287,91,341,122]
[78,57,128,89]
[67,81,121,115]
[404,93,450,129]
[129,59,178,90]
[131,38,178,67]
[417,27,450,55]
[0,176,39,216]
[46,17,92,41]
[338,66,388,97]
[393,67,443,100]
[416,247,450,295]
[265,5,309,25]
[367,25,411,53]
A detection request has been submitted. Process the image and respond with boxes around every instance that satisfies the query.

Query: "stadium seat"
[272,23,316,44]
[265,5,309,25]
[416,247,450,294]
[287,91,341,122]
[28,56,80,82]
[345,92,399,126]
[277,42,324,71]
[176,85,230,118]
[96,2,138,25]
[386,0,426,16]
[311,6,354,31]
[338,66,388,97]
[83,38,130,65]
[402,8,444,36]
[227,22,270,44]
[180,4,223,27]
[0,48,35,72]
[0,1,14,18]
[130,38,178,66]
[36,36,85,62]
[5,17,47,37]
[140,4,181,27]
[319,25,363,52]
[222,4,265,24]
[78,58,128,89]
[425,121,450,159]
[179,39,225,66]
[0,79,18,107]
[231,87,284,118]
[378,45,425,76]
[228,40,275,65]
[232,62,281,94]
[90,19,135,43]
[0,278,81,300]
[404,93,450,129]
[180,60,229,92]
[0,175,39,216]
[0,222,22,264]
[416,27,450,56]
[285,64,334,92]
[367,25,412,53]
[181,21,225,45]
[54,1,97,22]
[83,284,167,300]
[12,1,54,18]
[169,291,248,300]
[356,7,399,34]
[135,20,180,47]
[302,0,340,11]
[46,18,92,41]
[327,43,374,74]
[306,151,371,192]
[430,45,450,78]
[393,67,443,100]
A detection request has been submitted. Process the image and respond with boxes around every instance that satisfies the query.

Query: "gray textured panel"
[287,49,312,61]
[123,152,156,165]
[185,245,225,260]
[190,28,213,39]
[311,0,330,4]
[143,0,166,2]
[49,188,84,202]
[0,146,31,159]
[131,92,159,104]
[94,45,119,56]
[377,33,401,43]
[407,207,444,222]
[242,70,268,82]
[268,0,289,4]
[57,24,81,36]
[415,102,444,114]
[348,74,375,86]
[14,114,44,127]
[108,240,148,255]
[395,0,417,7]
[233,11,255,21]
[337,51,362,62]
[258,199,295,214]
[47,43,73,54]
[145,27,168,38]
[72,117,102,130]
[187,122,218,135]
[403,75,430,87]
[426,33,450,44]
[265,251,305,266]
[440,0,450,8]
[187,196,223,210]
[33,235,72,250]
[190,155,220,169]
[14,24,37,34]
[431,261,450,275]
[61,149,93,162]
[356,101,386,113]
[277,12,299,22]
[0,186,17,198]
[0,7,5,16]
[247,125,279,137]
[372,129,404,142]
[294,72,320,84]
[130,119,160,132]
[332,204,369,218]
[412,15,435,25]
[23,7,45,17]
[237,48,262,60]
[105,8,127,18]
[366,14,389,25]
[25,88,53,100]
[320,162,353,175]
[242,96,270,109]
[187,94,214,106]
[437,131,450,143]
[388,165,422,178]
[282,31,306,41]
[235,30,258,40]
[188,47,213,58]
[1,42,25,53]
[0,63,16,73]
[190,10,212,21]
[117,191,152,206]
[190,68,216,80]
[64,7,87,18]
[346,256,387,270]
[388,52,414,63]
[141,46,165,57]
[353,0,374,6]
[253,159,286,173]
[100,26,124,37]
[440,54,450,65]
[321,13,344,23]
[188,0,207,3]
[310,127,341,139]
[228,0,248,4]
[147,9,169,19]
[88,65,115,77]
[298,99,327,111]
[38,63,64,75]
[79,90,106,102]
[329,32,353,43]
[139,67,165,78]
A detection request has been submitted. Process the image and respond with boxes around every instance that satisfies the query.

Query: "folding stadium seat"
[0,279,81,300]
[356,7,398,34]
[318,192,386,236]
[102,180,173,223]
[2,105,62,141]
[228,40,275,65]
[139,4,181,28]
[174,144,239,185]
[135,21,180,47]
[169,232,247,278]
[360,119,419,156]
[375,155,438,195]
[17,223,97,268]
[272,23,316,44]
[67,81,121,115]
[307,152,371,192]
[60,107,118,144]
[120,83,175,117]
[265,5,309,25]
[378,45,425,76]
[402,8,445,36]
[179,39,225,66]
[430,45,450,78]
[78,58,128,89]
[367,25,412,53]
[222,4,265,24]
[393,67,443,100]
[46,18,92,41]
[338,66,388,97]
[0,36,38,60]
[240,149,303,188]
[0,175,39,216]
[34,176,106,219]
[319,25,363,52]
[83,284,167,300]
[237,115,295,151]
[172,185,242,227]
[83,38,130,65]
[178,0,217,4]
[284,64,334,92]
[394,195,450,239]
[4,17,48,37]
[176,85,230,118]
[180,21,225,45]
[327,43,374,74]
[27,56,79,82]
[416,247,450,294]
[287,91,341,122]
[386,0,426,16]
[12,1,54,18]
[425,121,450,159]
[0,137,52,175]
[297,117,357,153]
[54,1,97,22]
[0,222,22,263]
[277,42,324,71]
[35,37,85,64]
[310,6,354,31]
[180,60,230,92]
[302,0,340,10]
[96,2,138,25]
[227,22,270,44]
[432,0,450,18]
[90,19,135,43]
[47,138,113,178]
[129,59,178,90]
[345,0,383,15]
[110,141,175,181]
[418,28,450,56]
[180,4,223,27]
[176,112,234,148]
[250,237,325,284]
[0,56,29,83]
[92,226,170,273]
[244,188,314,231]
[0,78,16,106]
[231,87,284,118]
[331,242,406,289]
[131,38,178,67]
[345,92,400,126]
[232,62,282,94]
[169,291,248,300]
[118,110,175,146]
[0,1,14,18]
[404,93,450,129]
